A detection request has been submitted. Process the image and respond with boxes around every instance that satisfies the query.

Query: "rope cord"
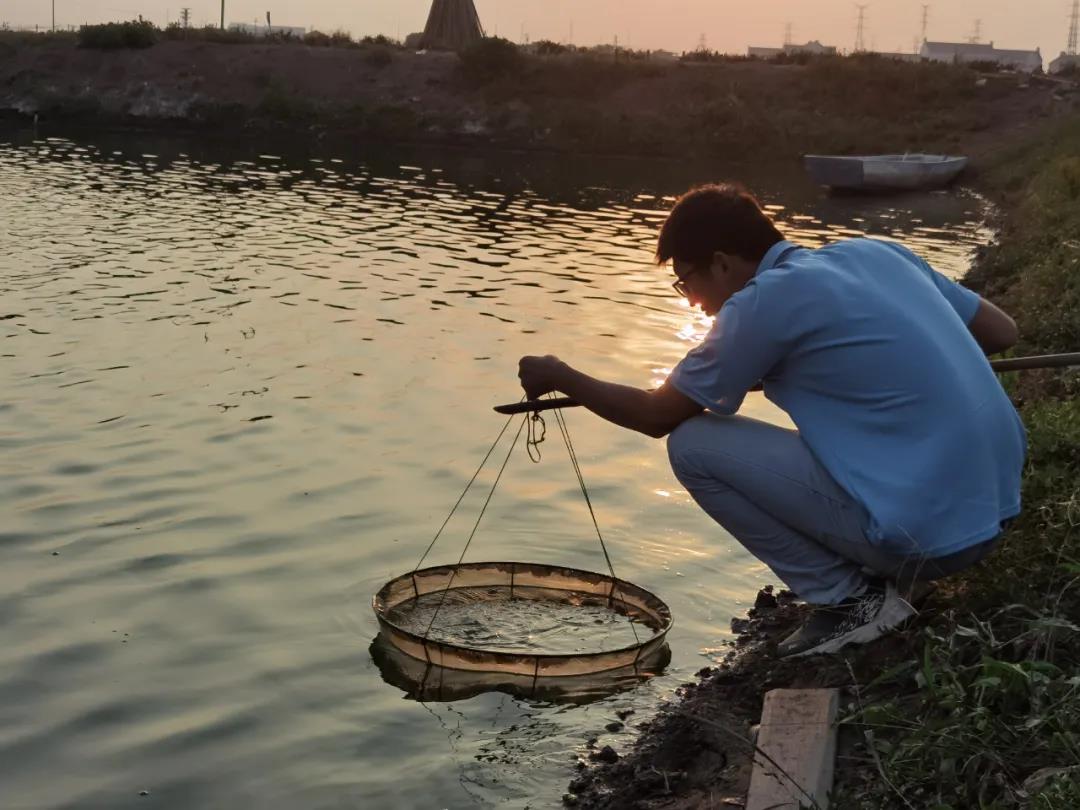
[526,411,546,463]
[549,397,640,644]
[422,414,529,640]
[412,410,517,573]
[414,396,639,646]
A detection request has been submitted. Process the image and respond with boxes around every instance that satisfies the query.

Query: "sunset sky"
[7,1,1075,60]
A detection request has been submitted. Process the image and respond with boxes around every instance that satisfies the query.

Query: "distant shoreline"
[1,38,1074,165]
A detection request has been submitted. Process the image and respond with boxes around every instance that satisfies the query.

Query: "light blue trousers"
[666,413,996,605]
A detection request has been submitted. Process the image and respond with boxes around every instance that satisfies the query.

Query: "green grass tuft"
[838,115,1080,809]
[78,20,157,49]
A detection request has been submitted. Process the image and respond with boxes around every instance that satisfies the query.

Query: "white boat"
[803,153,968,191]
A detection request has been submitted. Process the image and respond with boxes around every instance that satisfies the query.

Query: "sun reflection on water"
[0,132,992,810]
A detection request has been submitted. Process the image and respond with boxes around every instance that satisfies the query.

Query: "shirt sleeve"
[888,241,981,325]
[927,269,981,325]
[668,293,787,415]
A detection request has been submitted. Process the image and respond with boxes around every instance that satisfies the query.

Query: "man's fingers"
[517,355,557,399]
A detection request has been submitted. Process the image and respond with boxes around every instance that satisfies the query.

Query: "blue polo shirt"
[669,238,1025,558]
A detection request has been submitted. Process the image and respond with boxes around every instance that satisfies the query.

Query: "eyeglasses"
[671,265,706,299]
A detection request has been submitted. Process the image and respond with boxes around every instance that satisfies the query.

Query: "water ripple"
[0,131,990,810]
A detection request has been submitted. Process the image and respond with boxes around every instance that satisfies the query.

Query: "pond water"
[0,130,990,809]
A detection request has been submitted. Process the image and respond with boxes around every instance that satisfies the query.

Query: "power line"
[1068,0,1079,55]
[968,18,982,44]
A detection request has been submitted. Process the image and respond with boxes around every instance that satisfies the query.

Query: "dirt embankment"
[1,39,1076,163]
[564,586,921,809]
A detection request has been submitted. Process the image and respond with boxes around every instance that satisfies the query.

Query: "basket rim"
[372,560,674,664]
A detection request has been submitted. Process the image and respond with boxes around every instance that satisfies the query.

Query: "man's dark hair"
[655,183,783,268]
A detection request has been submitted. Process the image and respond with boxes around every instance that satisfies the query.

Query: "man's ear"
[711,251,731,274]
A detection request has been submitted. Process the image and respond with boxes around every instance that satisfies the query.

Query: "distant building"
[920,40,1042,72]
[229,23,306,37]
[1049,52,1080,74]
[747,40,838,59]
[747,46,783,58]
[791,40,838,55]
[649,49,679,62]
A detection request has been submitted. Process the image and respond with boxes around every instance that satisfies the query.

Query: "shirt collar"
[756,240,800,277]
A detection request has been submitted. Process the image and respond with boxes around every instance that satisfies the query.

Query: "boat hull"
[804,154,968,191]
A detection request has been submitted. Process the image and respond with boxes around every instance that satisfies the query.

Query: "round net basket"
[373,561,673,678]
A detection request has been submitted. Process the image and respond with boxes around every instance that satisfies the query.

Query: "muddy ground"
[564,585,936,809]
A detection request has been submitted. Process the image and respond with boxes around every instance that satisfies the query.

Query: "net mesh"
[374,562,672,678]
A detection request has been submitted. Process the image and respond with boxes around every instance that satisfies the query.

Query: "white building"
[1049,52,1080,74]
[920,40,1042,73]
[792,40,838,55]
[747,40,838,58]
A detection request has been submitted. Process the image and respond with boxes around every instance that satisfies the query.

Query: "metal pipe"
[494,353,1080,415]
[988,352,1080,372]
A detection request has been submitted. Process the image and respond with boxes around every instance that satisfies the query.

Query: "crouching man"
[517,184,1025,658]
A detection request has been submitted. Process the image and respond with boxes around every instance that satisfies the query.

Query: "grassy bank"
[0,32,1073,163]
[835,115,1080,809]
[565,116,1080,810]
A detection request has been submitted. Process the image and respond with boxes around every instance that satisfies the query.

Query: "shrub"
[458,37,524,84]
[78,20,157,49]
[303,30,332,47]
[360,34,399,48]
[157,24,254,44]
[0,29,78,49]
[330,30,355,48]
[362,103,420,139]
[1060,156,1080,199]
[966,58,1005,73]
[533,40,568,56]
[363,45,394,69]
[258,82,315,120]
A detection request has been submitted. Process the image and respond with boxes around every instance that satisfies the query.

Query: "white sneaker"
[778,580,916,659]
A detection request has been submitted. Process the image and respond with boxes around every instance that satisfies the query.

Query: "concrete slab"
[745,688,839,810]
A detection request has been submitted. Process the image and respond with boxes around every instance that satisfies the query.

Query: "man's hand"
[518,355,567,400]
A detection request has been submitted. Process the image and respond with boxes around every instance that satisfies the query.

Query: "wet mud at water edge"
[0,127,990,809]
[565,587,925,809]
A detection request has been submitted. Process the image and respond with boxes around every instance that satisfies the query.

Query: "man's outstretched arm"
[518,355,703,439]
[968,298,1019,356]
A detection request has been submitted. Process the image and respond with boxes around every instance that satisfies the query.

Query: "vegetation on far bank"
[835,115,1080,809]
[1,28,1073,164]
[69,20,401,51]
